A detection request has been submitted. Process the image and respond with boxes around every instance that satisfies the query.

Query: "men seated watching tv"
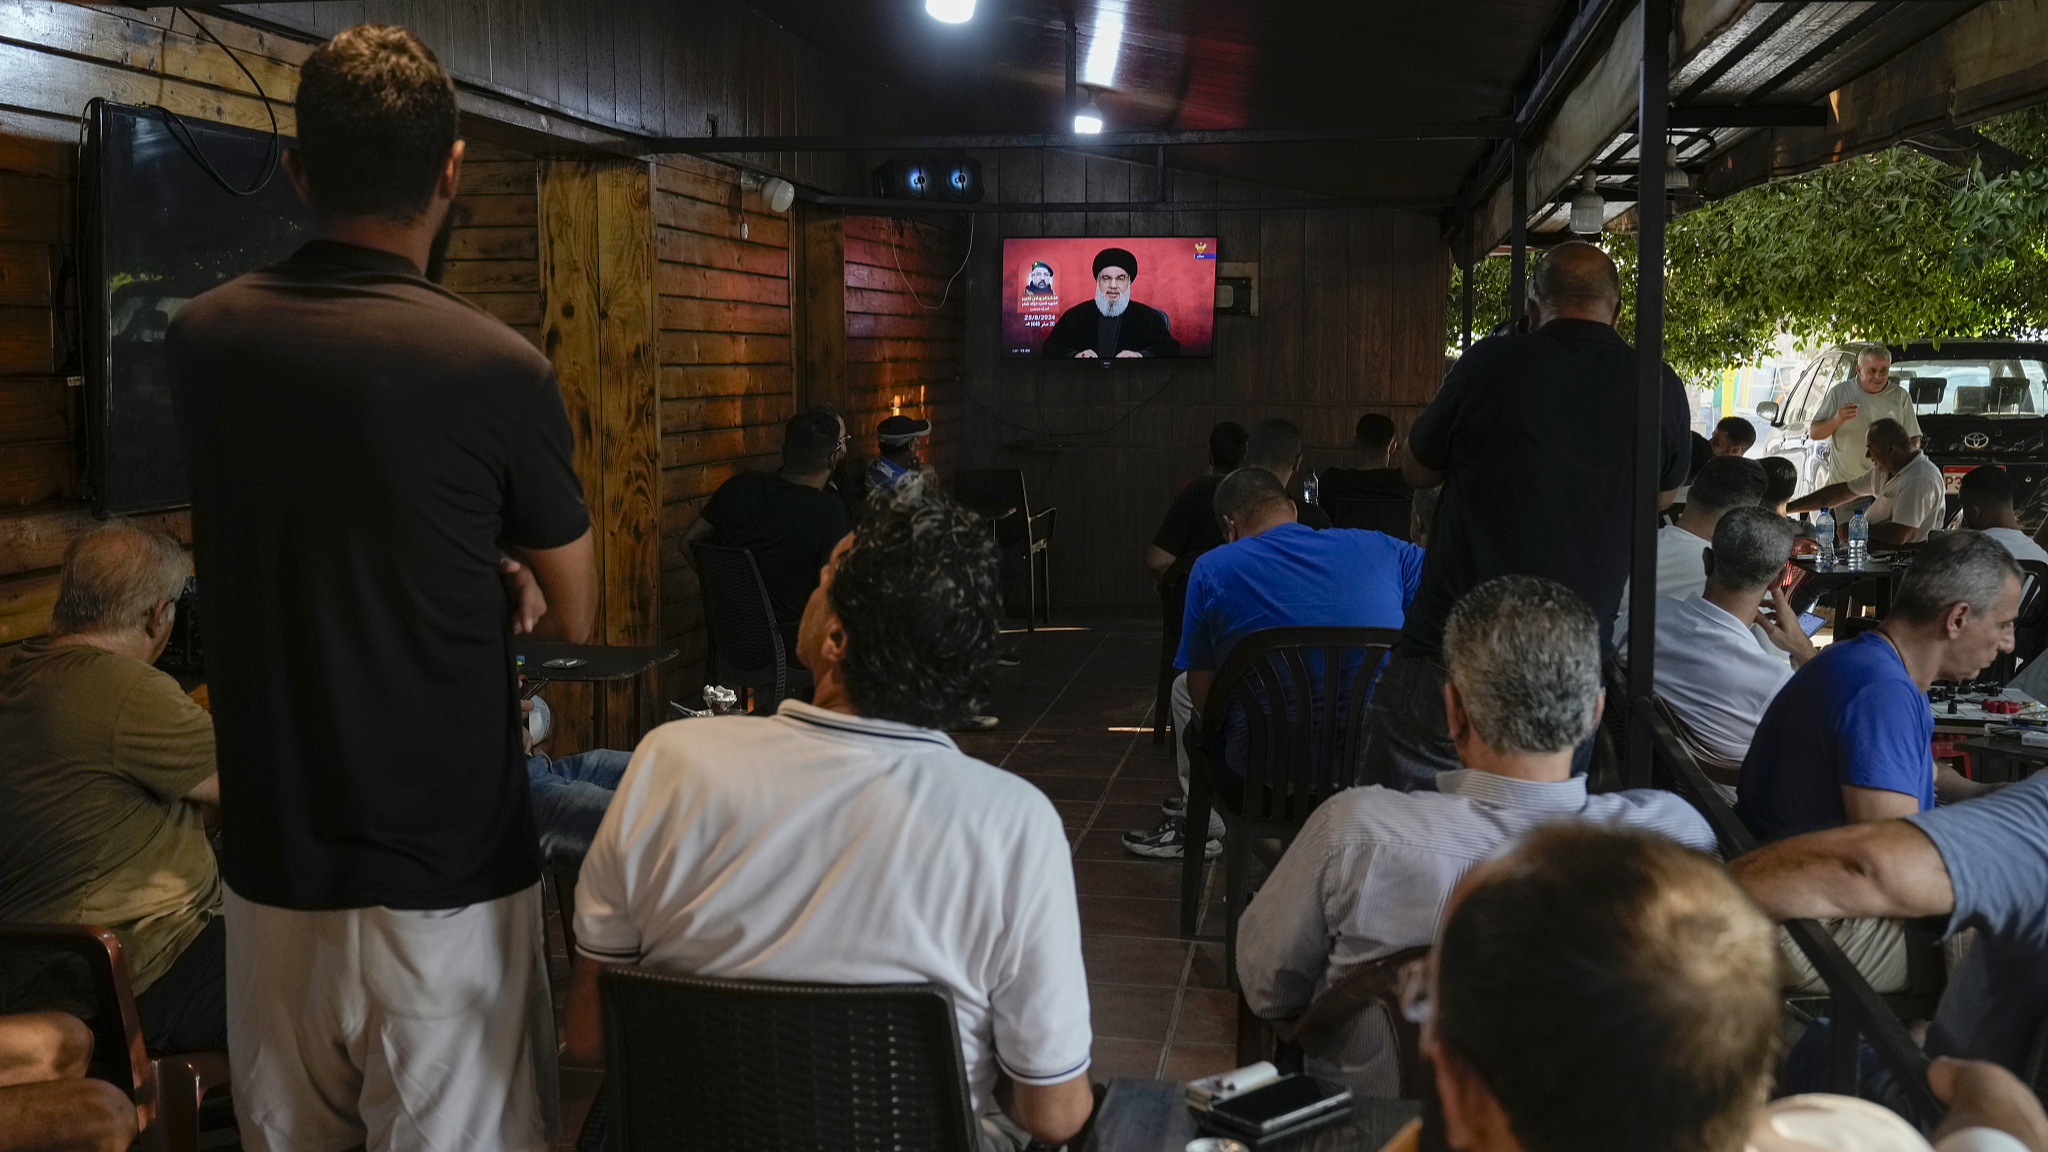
[1613,454,1768,648]
[0,522,224,1053]
[1650,508,1811,802]
[1144,421,1248,581]
[1958,464,2048,566]
[1123,466,1423,860]
[1419,825,2048,1152]
[1243,417,1333,530]
[1236,576,1714,1095]
[569,480,1094,1150]
[1733,771,2048,1085]
[681,405,853,653]
[1684,414,1759,490]
[0,1012,138,1152]
[1317,413,1411,536]
[1788,417,1945,545]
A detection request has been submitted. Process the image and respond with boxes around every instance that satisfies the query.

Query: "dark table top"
[1958,734,2048,762]
[1087,1079,1419,1152]
[515,641,681,682]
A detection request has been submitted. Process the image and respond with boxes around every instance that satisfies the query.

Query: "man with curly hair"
[566,478,1096,1150]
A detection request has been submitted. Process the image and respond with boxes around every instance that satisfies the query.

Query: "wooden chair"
[0,922,231,1152]
[582,969,978,1152]
[954,469,1056,630]
[1181,626,1401,983]
[1237,946,1432,1098]
[692,543,812,712]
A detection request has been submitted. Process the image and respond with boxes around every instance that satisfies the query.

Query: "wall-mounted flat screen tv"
[1000,236,1217,359]
[82,100,312,515]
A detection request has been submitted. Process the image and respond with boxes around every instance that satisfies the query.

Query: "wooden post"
[791,199,847,413]
[540,157,661,753]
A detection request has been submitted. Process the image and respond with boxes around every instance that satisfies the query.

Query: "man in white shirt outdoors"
[1235,575,1715,1096]
[1789,418,1946,545]
[1612,454,1767,649]
[1651,507,1813,802]
[1958,465,2048,565]
[1812,344,1924,485]
[566,480,1094,1151]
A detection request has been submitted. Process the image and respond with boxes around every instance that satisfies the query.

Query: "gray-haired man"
[0,522,224,1053]
[1235,575,1715,1096]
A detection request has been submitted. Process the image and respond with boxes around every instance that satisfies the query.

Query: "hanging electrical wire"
[890,214,975,310]
[146,8,283,197]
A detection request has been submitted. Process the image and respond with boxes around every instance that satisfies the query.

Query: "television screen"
[1000,236,1217,359]
[83,100,312,515]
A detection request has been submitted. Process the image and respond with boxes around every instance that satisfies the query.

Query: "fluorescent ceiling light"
[1569,171,1603,235]
[926,0,974,23]
[1083,2,1125,89]
[1073,94,1104,134]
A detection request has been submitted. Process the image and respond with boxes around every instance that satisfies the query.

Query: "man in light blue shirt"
[1237,575,1717,1096]
[1123,467,1423,860]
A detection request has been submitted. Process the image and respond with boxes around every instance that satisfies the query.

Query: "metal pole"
[1462,257,1475,351]
[1065,18,1078,123]
[1627,0,1670,789]
[1510,138,1527,325]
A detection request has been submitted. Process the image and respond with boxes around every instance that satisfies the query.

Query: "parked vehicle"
[1755,340,2048,528]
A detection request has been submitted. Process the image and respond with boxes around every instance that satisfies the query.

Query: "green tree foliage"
[1446,106,2048,379]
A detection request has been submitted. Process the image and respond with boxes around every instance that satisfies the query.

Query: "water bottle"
[1815,508,1836,570]
[1302,470,1320,506]
[1847,510,1869,569]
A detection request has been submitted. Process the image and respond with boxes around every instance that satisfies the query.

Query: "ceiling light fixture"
[925,0,974,23]
[1665,144,1691,191]
[1082,1,1126,88]
[1074,90,1104,135]
[1569,171,1604,235]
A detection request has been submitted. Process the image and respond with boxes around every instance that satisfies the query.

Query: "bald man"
[1788,417,1945,546]
[1366,241,1692,792]
[1040,246,1180,358]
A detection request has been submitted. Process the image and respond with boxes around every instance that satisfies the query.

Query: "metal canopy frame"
[643,121,1516,154]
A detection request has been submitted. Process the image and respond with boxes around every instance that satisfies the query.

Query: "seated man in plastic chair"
[1124,466,1423,861]
[1236,577,1716,1097]
[566,479,1094,1151]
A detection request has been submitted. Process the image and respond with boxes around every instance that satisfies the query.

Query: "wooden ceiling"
[738,0,1574,200]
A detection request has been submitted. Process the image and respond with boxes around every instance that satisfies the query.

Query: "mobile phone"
[1204,1075,1351,1137]
[1798,612,1826,637]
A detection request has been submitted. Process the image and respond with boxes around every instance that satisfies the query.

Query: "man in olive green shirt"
[0,522,222,1051]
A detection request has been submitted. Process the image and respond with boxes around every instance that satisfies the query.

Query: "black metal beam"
[1628,0,1670,790]
[804,194,1452,214]
[1669,105,1827,128]
[645,122,1516,155]
[1511,138,1528,324]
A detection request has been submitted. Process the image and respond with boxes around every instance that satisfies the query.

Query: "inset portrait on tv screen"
[1001,236,1217,359]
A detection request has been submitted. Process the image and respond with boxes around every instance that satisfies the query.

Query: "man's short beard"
[1095,287,1129,317]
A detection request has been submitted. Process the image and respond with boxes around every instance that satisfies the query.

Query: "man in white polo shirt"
[1811,344,1923,484]
[1652,507,1812,801]
[566,480,1094,1151]
[1958,464,2048,565]
[1790,418,1945,545]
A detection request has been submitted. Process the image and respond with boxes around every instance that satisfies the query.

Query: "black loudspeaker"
[872,157,983,202]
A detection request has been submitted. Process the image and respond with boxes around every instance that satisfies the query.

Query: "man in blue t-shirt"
[1733,770,2048,1077]
[1124,468,1423,859]
[1738,531,2020,844]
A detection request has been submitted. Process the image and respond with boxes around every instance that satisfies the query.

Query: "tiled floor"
[546,612,1234,1147]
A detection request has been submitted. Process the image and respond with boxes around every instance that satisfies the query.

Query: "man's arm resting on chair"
[996,1072,1095,1147]
[1729,819,1956,921]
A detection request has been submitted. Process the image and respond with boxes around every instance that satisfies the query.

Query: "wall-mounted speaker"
[872,157,983,202]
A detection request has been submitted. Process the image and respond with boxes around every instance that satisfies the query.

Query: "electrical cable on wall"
[890,215,975,310]
[147,8,283,196]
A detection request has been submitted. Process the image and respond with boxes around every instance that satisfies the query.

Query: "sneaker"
[1122,814,1222,860]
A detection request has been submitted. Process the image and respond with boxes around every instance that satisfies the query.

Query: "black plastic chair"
[692,543,811,712]
[588,968,978,1152]
[1992,558,2048,685]
[955,469,1056,630]
[1180,626,1401,982]
[1153,553,1198,745]
[0,923,232,1152]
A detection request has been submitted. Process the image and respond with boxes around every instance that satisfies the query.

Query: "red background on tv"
[1000,237,1218,358]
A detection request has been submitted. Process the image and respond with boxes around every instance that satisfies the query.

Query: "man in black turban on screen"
[1040,246,1180,359]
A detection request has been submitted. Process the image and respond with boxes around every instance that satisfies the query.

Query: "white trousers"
[225,884,555,1152]
[1172,673,1226,837]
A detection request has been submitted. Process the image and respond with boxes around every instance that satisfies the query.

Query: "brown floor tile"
[1089,981,1177,1042]
[1073,829,1138,861]
[1160,1043,1239,1084]
[1187,943,1231,989]
[1081,934,1190,988]
[1078,895,1182,938]
[1173,988,1241,1047]
[1003,751,1130,776]
[1054,800,1099,832]
[1089,1038,1165,1082]
[1094,800,1172,833]
[1017,774,1111,803]
[1106,773,1179,804]
[1074,858,1183,899]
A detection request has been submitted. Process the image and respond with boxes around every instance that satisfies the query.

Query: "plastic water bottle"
[1815,508,1836,570]
[1302,470,1320,506]
[1847,510,1869,569]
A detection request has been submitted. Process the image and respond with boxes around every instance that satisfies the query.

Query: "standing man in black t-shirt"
[679,407,853,654]
[165,26,595,1150]
[1144,421,1248,582]
[1361,242,1689,793]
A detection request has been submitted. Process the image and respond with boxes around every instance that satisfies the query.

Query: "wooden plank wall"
[444,142,542,348]
[843,216,967,476]
[962,150,1451,610]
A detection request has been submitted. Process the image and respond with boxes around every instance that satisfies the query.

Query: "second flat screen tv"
[1001,236,1217,359]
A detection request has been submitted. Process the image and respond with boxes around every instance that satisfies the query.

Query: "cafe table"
[1086,1079,1419,1152]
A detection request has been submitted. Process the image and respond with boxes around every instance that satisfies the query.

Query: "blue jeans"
[527,750,632,866]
